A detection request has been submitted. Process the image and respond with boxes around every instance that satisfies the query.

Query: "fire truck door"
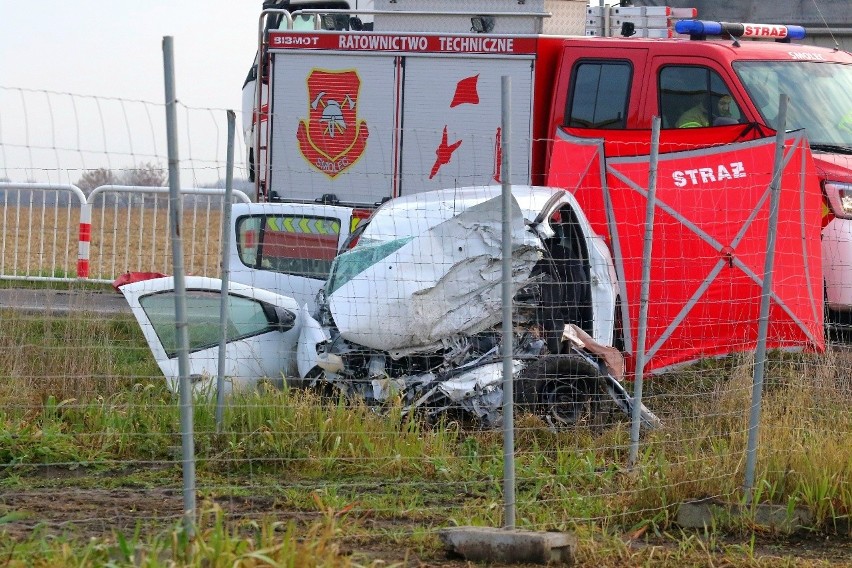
[398,56,534,193]
[552,47,648,133]
[268,52,399,204]
[649,56,745,129]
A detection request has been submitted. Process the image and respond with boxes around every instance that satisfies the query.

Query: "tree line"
[75,161,167,191]
[1,163,251,208]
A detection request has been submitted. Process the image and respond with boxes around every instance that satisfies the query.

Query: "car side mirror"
[274,306,297,332]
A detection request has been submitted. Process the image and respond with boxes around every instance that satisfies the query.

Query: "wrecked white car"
[120,185,658,428]
[120,276,302,395]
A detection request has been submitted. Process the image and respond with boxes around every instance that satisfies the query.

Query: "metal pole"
[162,35,196,534]
[500,75,516,530]
[216,110,236,431]
[628,116,661,469]
[744,94,788,503]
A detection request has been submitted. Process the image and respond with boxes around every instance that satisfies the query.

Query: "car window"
[659,65,740,129]
[236,214,341,280]
[565,61,632,129]
[139,290,283,357]
[326,236,414,295]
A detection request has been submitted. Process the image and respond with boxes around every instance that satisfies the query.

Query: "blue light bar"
[675,20,807,41]
[784,26,807,40]
[674,20,721,36]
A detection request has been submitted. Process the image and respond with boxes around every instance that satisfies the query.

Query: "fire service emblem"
[296,69,369,178]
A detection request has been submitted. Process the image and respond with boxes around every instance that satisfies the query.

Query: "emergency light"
[675,20,806,41]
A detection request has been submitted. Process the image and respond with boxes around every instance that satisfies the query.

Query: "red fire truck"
[243,1,852,358]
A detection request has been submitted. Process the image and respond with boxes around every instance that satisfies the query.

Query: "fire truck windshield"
[733,60,852,152]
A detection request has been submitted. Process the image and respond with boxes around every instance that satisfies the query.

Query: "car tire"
[516,354,603,427]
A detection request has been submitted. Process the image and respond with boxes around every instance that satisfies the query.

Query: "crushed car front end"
[301,185,655,428]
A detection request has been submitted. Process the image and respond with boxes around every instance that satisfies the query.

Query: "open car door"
[119,276,303,395]
[228,202,359,313]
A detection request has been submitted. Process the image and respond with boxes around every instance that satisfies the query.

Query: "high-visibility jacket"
[676,105,709,128]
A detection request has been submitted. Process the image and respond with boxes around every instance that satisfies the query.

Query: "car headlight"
[824,181,852,220]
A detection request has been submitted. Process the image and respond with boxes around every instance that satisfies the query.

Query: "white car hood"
[327,194,544,353]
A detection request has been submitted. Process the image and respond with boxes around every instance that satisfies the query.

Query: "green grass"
[0,276,115,291]
[0,502,370,568]
[0,311,850,566]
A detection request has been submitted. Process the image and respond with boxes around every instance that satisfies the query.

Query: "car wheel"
[516,354,603,427]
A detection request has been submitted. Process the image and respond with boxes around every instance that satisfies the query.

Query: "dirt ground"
[0,485,472,566]
[2,485,850,566]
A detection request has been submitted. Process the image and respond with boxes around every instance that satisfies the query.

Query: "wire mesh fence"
[0,85,850,565]
[0,86,255,283]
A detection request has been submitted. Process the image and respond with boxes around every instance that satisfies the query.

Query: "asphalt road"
[0,288,131,316]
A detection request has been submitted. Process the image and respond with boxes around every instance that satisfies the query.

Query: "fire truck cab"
[243,1,852,330]
[556,30,852,328]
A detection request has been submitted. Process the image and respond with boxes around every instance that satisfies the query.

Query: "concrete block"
[677,499,729,529]
[752,503,813,532]
[438,526,577,565]
[677,499,813,534]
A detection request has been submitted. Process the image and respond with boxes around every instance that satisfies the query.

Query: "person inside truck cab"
[660,66,740,128]
[841,112,852,135]
[675,94,710,128]
[676,94,736,128]
[716,95,734,121]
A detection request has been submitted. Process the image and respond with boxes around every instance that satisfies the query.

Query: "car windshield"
[326,189,527,295]
[325,195,489,295]
[326,236,414,295]
[733,60,852,150]
[355,205,454,247]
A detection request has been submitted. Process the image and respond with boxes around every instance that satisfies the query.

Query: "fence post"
[744,93,788,503]
[500,75,516,530]
[629,116,661,468]
[163,35,196,534]
[216,110,236,431]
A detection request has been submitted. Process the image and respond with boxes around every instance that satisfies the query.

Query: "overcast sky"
[0,1,261,185]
